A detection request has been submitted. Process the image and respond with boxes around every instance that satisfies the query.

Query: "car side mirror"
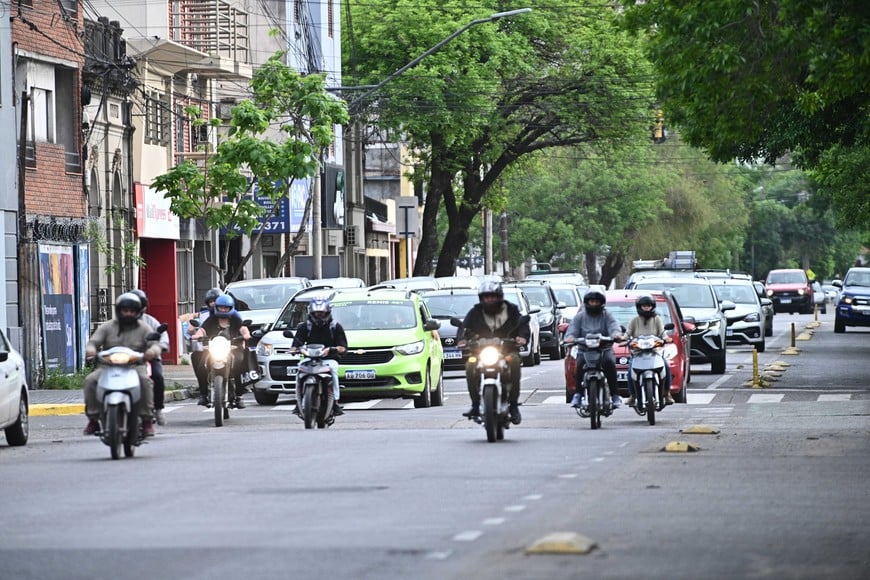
[832,280,843,288]
[760,298,772,307]
[0,352,7,363]
[423,319,441,331]
[556,301,567,309]
[282,329,295,339]
[719,300,736,312]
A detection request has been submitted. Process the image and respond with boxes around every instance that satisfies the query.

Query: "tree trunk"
[434,203,478,277]
[599,251,625,289]
[584,251,598,285]
[413,165,449,276]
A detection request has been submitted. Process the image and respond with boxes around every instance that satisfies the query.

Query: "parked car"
[753,281,775,336]
[632,278,735,374]
[225,277,311,335]
[811,281,827,314]
[434,276,481,290]
[0,327,28,446]
[833,267,870,333]
[526,271,586,286]
[316,277,367,289]
[256,287,445,407]
[378,276,441,292]
[419,287,541,369]
[563,290,693,403]
[549,283,585,355]
[764,269,814,314]
[708,278,769,352]
[504,280,564,360]
[821,284,839,303]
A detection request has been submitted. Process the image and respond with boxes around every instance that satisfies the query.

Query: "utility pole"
[484,208,493,274]
[312,165,322,279]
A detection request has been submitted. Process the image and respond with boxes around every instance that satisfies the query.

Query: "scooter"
[628,335,668,426]
[452,315,530,443]
[292,343,337,429]
[571,333,616,430]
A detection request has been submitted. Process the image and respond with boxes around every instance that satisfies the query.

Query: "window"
[327,0,334,38]
[144,91,169,145]
[60,0,76,16]
[29,88,54,143]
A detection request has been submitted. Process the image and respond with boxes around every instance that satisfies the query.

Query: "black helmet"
[115,292,144,326]
[130,289,148,310]
[204,287,223,306]
[636,294,656,318]
[583,290,606,315]
[308,296,333,328]
[478,280,504,315]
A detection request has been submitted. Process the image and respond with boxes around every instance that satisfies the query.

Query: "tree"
[152,51,348,284]
[344,1,657,276]
[622,0,870,228]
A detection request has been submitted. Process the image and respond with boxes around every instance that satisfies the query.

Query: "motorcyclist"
[190,294,251,408]
[458,281,530,425]
[626,294,674,406]
[183,287,223,406]
[130,289,171,425]
[290,296,348,417]
[565,290,624,409]
[82,293,162,437]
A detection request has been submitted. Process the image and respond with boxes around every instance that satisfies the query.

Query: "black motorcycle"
[570,333,616,429]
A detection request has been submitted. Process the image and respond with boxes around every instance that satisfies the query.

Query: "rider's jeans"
[627,355,672,397]
[295,359,341,403]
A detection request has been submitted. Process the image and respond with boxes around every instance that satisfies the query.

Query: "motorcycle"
[452,315,529,443]
[93,327,165,460]
[628,328,674,426]
[291,343,337,429]
[569,333,616,430]
[191,320,245,427]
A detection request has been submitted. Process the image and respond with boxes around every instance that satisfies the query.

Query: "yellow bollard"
[814,304,818,322]
[752,348,759,384]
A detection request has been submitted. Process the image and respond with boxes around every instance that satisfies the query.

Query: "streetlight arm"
[348,8,531,113]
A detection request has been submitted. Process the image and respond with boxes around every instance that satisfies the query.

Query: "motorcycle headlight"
[662,344,679,360]
[395,340,424,356]
[479,346,500,366]
[105,352,134,365]
[256,341,274,357]
[583,337,601,348]
[209,336,232,362]
[633,337,658,350]
[743,312,760,322]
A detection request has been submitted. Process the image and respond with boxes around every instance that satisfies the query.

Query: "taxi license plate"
[346,369,376,380]
[444,351,463,360]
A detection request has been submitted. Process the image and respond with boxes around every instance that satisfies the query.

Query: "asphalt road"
[2,311,868,579]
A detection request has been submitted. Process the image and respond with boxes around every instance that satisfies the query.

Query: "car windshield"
[606,302,673,328]
[712,284,757,305]
[635,282,716,308]
[331,300,418,330]
[518,286,553,308]
[228,282,305,311]
[553,288,579,306]
[767,271,806,284]
[423,294,479,318]
[843,271,870,287]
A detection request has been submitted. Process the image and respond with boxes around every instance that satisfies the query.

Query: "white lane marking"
[593,457,605,462]
[558,473,578,479]
[687,393,717,405]
[424,551,452,560]
[483,518,505,526]
[504,505,526,512]
[705,374,734,390]
[748,393,784,404]
[342,400,381,410]
[402,401,415,409]
[453,531,483,542]
[524,494,543,501]
[543,396,568,405]
[817,394,852,402]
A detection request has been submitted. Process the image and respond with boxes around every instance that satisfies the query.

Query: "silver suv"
[706,278,768,352]
[633,278,735,374]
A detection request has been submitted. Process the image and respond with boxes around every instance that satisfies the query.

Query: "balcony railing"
[171,0,249,63]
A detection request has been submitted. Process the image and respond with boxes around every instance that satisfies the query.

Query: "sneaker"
[332,403,344,416]
[197,396,210,407]
[570,393,585,408]
[142,420,156,437]
[154,409,166,426]
[292,405,302,417]
[234,397,246,409]
[462,405,480,418]
[627,396,636,407]
[611,395,623,409]
[83,419,99,436]
[509,404,522,425]
[664,391,675,405]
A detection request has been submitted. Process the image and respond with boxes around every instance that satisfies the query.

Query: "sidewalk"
[29,364,200,412]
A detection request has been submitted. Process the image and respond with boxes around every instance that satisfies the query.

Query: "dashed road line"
[453,530,483,542]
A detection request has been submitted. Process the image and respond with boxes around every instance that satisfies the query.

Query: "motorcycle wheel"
[213,375,225,427]
[316,390,330,429]
[106,405,123,460]
[123,413,137,458]
[644,377,656,426]
[302,382,316,429]
[587,379,599,430]
[483,386,498,443]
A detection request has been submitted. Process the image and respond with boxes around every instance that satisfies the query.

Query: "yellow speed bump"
[680,425,720,435]
[30,404,85,416]
[664,441,701,453]
[796,332,814,341]
[526,532,597,555]
[781,347,801,355]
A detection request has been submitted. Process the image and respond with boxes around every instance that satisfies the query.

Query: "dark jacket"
[459,302,531,344]
[292,319,348,361]
[200,314,246,339]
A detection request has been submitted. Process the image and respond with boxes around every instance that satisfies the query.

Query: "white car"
[0,328,29,446]
[812,281,827,314]
[225,277,311,333]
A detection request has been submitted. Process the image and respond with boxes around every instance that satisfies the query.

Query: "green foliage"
[622,0,869,228]
[152,50,348,282]
[42,369,90,390]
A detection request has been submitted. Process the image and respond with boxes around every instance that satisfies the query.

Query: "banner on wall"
[76,245,91,370]
[38,244,77,374]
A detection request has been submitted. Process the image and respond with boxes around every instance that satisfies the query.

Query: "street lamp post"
[331,8,532,280]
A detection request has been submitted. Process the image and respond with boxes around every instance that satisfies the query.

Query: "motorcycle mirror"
[155,323,168,333]
[664,322,675,331]
[282,329,295,339]
[189,319,201,328]
[251,329,263,338]
[146,332,161,341]
[242,319,253,326]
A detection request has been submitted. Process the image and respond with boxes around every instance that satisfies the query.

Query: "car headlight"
[693,321,710,332]
[842,296,853,304]
[257,342,274,357]
[766,289,773,297]
[743,312,760,322]
[479,346,500,366]
[395,340,424,355]
[797,288,805,295]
